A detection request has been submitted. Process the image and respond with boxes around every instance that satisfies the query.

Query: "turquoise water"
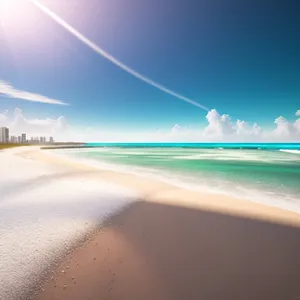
[53,144,300,213]
[87,142,300,150]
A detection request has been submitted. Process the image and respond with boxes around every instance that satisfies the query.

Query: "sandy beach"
[1,147,300,300]
[36,201,300,300]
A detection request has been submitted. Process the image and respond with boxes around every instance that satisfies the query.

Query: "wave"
[54,147,300,166]
[47,150,300,214]
[172,153,267,161]
[279,149,300,154]
[172,151,300,163]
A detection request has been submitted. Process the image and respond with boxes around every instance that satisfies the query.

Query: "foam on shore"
[46,148,300,214]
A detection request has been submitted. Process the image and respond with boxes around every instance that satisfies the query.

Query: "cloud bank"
[154,109,300,143]
[1,107,299,142]
[76,109,300,142]
[0,80,68,105]
[0,107,68,137]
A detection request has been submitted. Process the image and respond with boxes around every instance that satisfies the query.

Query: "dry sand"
[24,147,300,300]
[0,147,137,300]
[34,200,300,300]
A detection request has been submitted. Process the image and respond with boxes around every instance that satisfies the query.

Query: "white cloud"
[0,107,69,137]
[0,80,68,105]
[70,109,299,142]
[236,120,262,137]
[202,109,262,141]
[294,118,300,132]
[252,123,262,136]
[203,109,234,138]
[296,110,300,116]
[0,110,8,124]
[77,110,297,142]
[171,124,181,133]
[273,116,295,138]
[272,113,300,141]
[236,119,249,135]
[1,108,300,143]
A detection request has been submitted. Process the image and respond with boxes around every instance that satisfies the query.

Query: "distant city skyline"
[0,126,54,144]
[0,127,9,143]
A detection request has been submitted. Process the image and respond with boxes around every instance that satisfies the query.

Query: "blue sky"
[0,0,300,141]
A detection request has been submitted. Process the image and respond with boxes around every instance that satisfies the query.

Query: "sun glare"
[1,0,23,14]
[0,0,33,23]
[0,0,42,43]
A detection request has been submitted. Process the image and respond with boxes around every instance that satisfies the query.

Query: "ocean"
[52,143,300,213]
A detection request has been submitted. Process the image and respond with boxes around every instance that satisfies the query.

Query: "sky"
[0,0,300,142]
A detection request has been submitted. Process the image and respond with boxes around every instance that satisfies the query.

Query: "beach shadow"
[106,201,300,300]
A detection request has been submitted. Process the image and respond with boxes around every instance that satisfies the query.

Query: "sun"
[0,0,33,22]
[0,0,39,37]
[0,0,23,13]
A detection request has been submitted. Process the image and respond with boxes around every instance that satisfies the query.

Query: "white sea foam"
[279,149,300,154]
[111,151,172,156]
[0,148,137,300]
[171,149,300,163]
[47,148,300,214]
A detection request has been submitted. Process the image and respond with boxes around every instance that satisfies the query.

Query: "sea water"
[52,143,300,213]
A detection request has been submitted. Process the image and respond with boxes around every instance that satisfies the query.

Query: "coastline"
[42,146,300,215]
[1,147,300,299]
[33,147,300,226]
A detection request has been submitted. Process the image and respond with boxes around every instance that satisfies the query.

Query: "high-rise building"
[49,137,54,144]
[17,136,21,143]
[10,136,17,143]
[21,133,27,143]
[40,137,46,144]
[0,127,9,143]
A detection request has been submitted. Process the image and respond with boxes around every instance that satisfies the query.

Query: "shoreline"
[28,148,300,299]
[1,147,300,299]
[41,147,300,215]
[34,148,300,226]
